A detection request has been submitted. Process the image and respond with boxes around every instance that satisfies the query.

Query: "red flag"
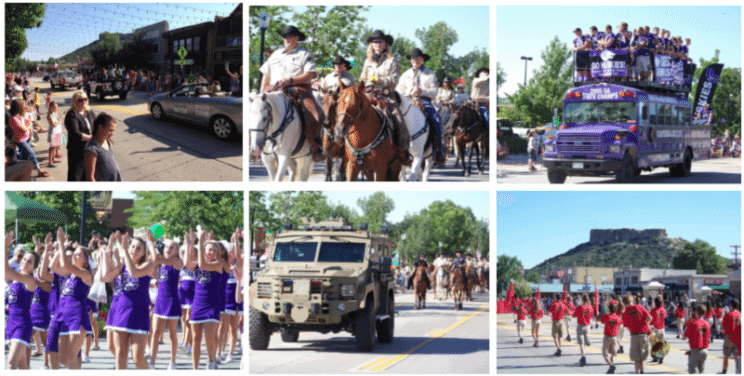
[506,281,514,304]
[563,285,568,301]
[537,285,541,302]
[594,282,599,315]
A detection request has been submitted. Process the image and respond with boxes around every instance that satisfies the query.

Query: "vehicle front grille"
[556,134,601,154]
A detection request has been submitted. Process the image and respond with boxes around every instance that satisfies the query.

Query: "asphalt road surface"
[12,77,242,181]
[250,290,490,374]
[497,314,734,374]
[497,154,741,184]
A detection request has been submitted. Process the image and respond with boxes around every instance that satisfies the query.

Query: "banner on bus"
[654,55,684,84]
[590,49,629,78]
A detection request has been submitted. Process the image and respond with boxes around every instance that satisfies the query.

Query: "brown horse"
[320,88,347,181]
[428,264,436,290]
[448,105,488,177]
[477,267,488,293]
[334,81,401,181]
[465,265,477,301]
[413,265,428,309]
[450,267,466,310]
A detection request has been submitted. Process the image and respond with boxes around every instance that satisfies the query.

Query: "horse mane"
[262,91,288,125]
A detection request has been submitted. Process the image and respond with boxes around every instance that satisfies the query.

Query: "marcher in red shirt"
[705,301,715,344]
[563,297,575,342]
[549,294,570,356]
[683,305,711,374]
[600,302,624,374]
[676,300,687,339]
[715,302,724,339]
[622,294,652,374]
[649,296,667,364]
[721,299,741,374]
[573,294,594,366]
[530,297,544,348]
[515,300,528,344]
[616,298,627,354]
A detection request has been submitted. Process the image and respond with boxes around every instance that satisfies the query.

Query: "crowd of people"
[511,291,741,374]
[572,23,692,83]
[5,226,244,370]
[258,25,489,166]
[393,251,489,293]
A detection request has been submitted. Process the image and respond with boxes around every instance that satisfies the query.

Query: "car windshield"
[273,242,317,262]
[565,101,637,125]
[317,242,366,263]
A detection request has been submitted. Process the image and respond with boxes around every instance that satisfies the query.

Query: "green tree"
[357,192,395,233]
[672,239,726,274]
[451,48,489,91]
[248,6,292,92]
[267,191,334,230]
[249,191,281,241]
[507,36,572,127]
[414,21,458,79]
[388,34,418,75]
[497,254,524,295]
[6,191,110,245]
[527,270,539,283]
[496,62,506,97]
[117,31,154,70]
[513,280,533,299]
[126,192,243,241]
[90,32,121,68]
[5,3,45,70]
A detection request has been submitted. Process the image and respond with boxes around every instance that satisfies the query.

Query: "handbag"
[87,278,108,304]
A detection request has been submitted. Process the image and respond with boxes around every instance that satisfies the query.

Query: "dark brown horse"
[448,105,488,177]
[320,88,347,181]
[477,267,488,293]
[450,267,466,310]
[413,265,428,309]
[465,265,477,301]
[334,81,400,181]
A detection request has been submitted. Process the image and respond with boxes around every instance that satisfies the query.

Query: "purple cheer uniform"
[6,281,34,347]
[224,268,239,315]
[106,265,151,334]
[179,268,196,309]
[30,283,51,331]
[154,264,182,319]
[46,273,63,353]
[190,266,221,324]
[59,274,92,336]
[105,274,123,330]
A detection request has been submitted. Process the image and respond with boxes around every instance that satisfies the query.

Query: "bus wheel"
[670,149,691,177]
[547,169,567,184]
[616,153,637,183]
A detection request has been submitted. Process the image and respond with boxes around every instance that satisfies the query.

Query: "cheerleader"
[221,228,244,361]
[50,228,93,370]
[44,245,66,370]
[100,231,155,369]
[184,228,230,369]
[216,240,231,364]
[149,236,184,370]
[30,236,52,361]
[178,245,195,354]
[5,231,40,369]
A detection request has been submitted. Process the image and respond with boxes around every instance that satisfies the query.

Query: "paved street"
[497,153,740,184]
[497,314,733,374]
[13,77,242,181]
[250,290,490,374]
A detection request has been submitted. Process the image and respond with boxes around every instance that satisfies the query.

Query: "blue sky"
[497,6,741,96]
[497,191,741,269]
[292,6,489,57]
[20,3,240,61]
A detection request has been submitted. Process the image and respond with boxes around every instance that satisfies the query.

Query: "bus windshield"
[565,101,637,125]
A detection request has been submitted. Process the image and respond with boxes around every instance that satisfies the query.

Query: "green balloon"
[150,224,164,240]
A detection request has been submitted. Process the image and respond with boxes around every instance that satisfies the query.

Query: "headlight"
[338,303,345,311]
[545,144,555,153]
[263,302,270,310]
[609,145,620,154]
[257,283,271,299]
[341,285,355,297]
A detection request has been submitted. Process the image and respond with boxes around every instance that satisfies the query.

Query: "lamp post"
[438,241,442,255]
[400,233,406,263]
[520,56,533,86]
[257,12,270,91]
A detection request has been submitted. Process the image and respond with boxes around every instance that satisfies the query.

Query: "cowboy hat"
[365,29,394,46]
[406,48,430,61]
[279,25,306,41]
[474,67,489,77]
[332,55,352,70]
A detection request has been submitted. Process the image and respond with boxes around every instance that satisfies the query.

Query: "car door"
[167,86,193,121]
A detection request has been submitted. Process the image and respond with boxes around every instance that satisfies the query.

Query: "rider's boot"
[389,105,413,166]
[297,88,326,162]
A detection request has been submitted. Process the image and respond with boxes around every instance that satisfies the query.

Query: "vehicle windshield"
[565,101,637,125]
[317,242,366,263]
[273,242,317,262]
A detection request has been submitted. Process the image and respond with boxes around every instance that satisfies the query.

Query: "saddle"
[281,89,309,156]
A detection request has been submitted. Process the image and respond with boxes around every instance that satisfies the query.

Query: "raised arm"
[5,231,37,290]
[197,229,223,272]
[119,238,155,279]
[233,227,243,273]
[184,228,198,271]
[38,241,55,283]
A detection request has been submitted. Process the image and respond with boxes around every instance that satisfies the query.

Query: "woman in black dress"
[64,91,95,181]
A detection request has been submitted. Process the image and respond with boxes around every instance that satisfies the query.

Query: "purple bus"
[543,83,711,183]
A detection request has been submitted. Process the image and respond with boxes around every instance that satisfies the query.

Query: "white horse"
[436,265,450,301]
[249,92,313,182]
[397,95,435,182]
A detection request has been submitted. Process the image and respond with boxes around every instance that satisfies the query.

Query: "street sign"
[177,46,188,65]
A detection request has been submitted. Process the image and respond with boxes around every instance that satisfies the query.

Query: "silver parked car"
[148,83,242,140]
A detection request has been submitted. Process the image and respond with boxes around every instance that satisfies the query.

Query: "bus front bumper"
[543,158,622,175]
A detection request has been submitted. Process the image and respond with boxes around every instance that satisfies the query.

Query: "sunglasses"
[371,40,385,44]
[77,98,88,102]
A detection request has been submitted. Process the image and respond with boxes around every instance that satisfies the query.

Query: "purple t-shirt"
[591,32,606,49]
[603,33,615,49]
[679,45,689,56]
[616,32,630,48]
[635,35,651,56]
[574,36,588,50]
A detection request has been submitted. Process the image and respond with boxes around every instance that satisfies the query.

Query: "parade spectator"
[64,91,95,181]
[5,138,34,181]
[9,99,49,178]
[84,113,121,182]
[46,101,63,167]
[622,294,652,374]
[600,302,623,374]
[684,305,712,374]
[527,130,538,172]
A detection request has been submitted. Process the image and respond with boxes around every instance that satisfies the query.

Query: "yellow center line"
[92,104,148,116]
[356,357,388,371]
[369,305,489,372]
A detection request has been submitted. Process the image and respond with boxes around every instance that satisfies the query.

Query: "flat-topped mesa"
[589,228,667,243]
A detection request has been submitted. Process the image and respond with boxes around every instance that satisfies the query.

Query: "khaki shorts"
[688,348,708,374]
[603,335,617,358]
[516,320,526,333]
[552,321,564,339]
[576,324,590,345]
[531,319,541,331]
[651,328,665,341]
[724,336,736,357]
[629,333,650,362]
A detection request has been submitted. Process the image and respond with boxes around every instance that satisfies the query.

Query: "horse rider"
[453,250,468,285]
[359,29,412,165]
[471,67,490,126]
[453,84,471,107]
[396,48,447,165]
[259,25,325,162]
[436,77,455,125]
[478,256,489,282]
[321,55,356,94]
[407,253,431,290]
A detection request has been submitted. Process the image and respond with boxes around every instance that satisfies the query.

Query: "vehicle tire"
[151,103,164,120]
[547,169,567,184]
[96,89,105,102]
[280,330,299,343]
[211,115,236,140]
[249,307,271,350]
[615,152,637,183]
[670,149,692,177]
[355,296,375,352]
[119,92,127,100]
[376,294,394,343]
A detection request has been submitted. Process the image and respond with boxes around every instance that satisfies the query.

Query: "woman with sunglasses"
[64,91,95,181]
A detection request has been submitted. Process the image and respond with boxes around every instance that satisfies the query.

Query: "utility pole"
[520,56,532,86]
[731,245,741,267]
